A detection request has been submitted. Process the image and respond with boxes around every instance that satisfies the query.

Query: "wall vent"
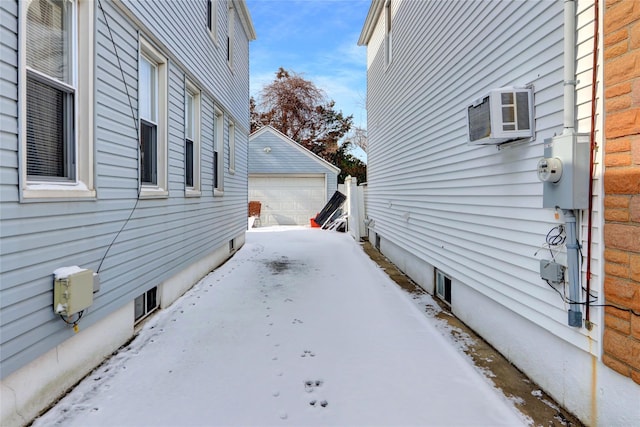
[467,86,534,145]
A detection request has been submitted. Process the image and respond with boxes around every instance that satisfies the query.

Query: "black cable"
[541,226,639,318]
[96,0,142,274]
[585,304,640,316]
[543,225,565,261]
[545,225,566,246]
[59,310,84,325]
[544,279,566,301]
[546,281,640,317]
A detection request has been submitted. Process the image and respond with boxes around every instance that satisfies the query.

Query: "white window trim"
[139,38,168,199]
[226,3,235,71]
[228,121,235,175]
[384,0,392,68]
[214,107,224,196]
[185,79,201,197]
[20,0,96,200]
[208,0,219,45]
[435,269,452,305]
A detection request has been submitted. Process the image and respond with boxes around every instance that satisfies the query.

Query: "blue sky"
[246,0,370,132]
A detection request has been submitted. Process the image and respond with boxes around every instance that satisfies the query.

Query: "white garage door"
[249,175,326,226]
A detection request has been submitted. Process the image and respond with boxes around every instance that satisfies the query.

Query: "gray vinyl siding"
[0,0,18,205]
[120,0,250,126]
[0,0,251,378]
[364,0,600,351]
[249,129,339,195]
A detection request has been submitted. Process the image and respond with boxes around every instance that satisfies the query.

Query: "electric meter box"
[53,268,94,316]
[541,133,590,210]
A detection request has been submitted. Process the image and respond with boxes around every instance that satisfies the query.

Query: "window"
[214,107,224,194]
[227,3,234,68]
[384,0,392,66]
[435,270,452,305]
[139,39,168,198]
[134,286,158,323]
[139,55,157,185]
[207,0,217,43]
[185,81,201,195]
[21,0,95,199]
[228,121,235,174]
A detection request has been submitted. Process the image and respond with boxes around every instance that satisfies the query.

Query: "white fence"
[342,176,367,241]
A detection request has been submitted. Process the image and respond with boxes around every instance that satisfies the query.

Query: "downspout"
[562,0,582,327]
[563,0,577,135]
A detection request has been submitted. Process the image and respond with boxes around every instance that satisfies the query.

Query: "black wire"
[543,225,565,261]
[586,304,640,316]
[544,279,566,300]
[542,226,639,318]
[546,281,640,317]
[59,310,84,325]
[96,0,142,274]
[545,225,566,246]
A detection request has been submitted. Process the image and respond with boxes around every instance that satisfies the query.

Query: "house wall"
[362,0,638,424]
[602,0,640,385]
[248,128,339,195]
[0,1,253,425]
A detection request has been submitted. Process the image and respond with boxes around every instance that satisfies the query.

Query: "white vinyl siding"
[363,0,601,353]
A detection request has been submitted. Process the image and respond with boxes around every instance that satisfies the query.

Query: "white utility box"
[53,267,94,316]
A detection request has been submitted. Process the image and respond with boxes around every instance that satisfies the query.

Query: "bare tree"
[251,68,353,160]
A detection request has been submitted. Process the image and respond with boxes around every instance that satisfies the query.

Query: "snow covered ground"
[33,227,525,426]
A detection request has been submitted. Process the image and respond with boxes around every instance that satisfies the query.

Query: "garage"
[249,126,340,227]
[249,175,326,226]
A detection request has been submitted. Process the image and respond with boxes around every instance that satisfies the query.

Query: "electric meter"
[537,157,563,183]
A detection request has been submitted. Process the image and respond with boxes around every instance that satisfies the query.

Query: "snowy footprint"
[304,379,323,393]
[309,399,328,408]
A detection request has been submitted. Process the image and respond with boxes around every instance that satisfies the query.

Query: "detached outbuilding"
[249,126,340,226]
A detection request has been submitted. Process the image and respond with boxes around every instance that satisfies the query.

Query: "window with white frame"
[207,0,218,43]
[184,81,201,195]
[228,121,235,174]
[214,107,224,194]
[22,0,95,199]
[435,270,451,305]
[384,0,392,66]
[139,39,168,197]
[134,286,158,323]
[226,3,234,68]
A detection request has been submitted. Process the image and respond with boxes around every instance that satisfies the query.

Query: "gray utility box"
[540,259,565,284]
[542,133,590,210]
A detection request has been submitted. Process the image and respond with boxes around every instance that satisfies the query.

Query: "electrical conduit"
[563,0,582,327]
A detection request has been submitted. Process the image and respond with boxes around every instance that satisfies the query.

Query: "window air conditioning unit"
[467,86,534,145]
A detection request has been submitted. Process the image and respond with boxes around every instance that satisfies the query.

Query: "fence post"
[347,176,361,240]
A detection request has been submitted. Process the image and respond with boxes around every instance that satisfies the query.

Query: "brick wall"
[602,0,640,385]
